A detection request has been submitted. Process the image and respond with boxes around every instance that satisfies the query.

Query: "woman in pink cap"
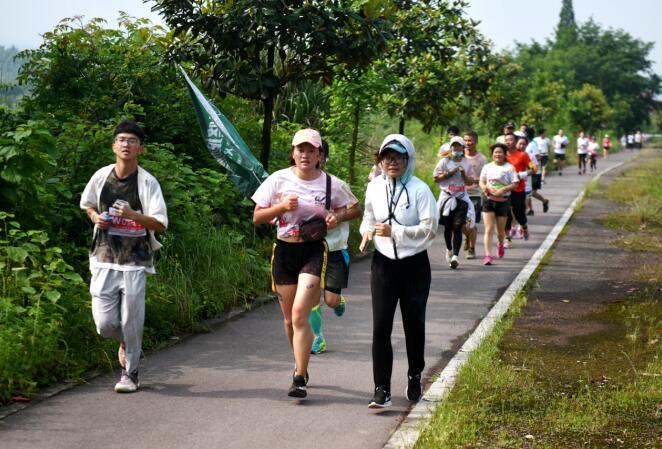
[251,128,356,399]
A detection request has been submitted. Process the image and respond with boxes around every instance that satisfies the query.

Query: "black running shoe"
[288,374,307,398]
[406,374,422,401]
[543,199,550,213]
[368,386,392,408]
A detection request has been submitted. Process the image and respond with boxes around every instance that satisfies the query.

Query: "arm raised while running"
[253,195,298,225]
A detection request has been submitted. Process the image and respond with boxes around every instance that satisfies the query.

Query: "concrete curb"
[383,160,628,449]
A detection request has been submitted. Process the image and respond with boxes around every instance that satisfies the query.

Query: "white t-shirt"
[251,167,355,240]
[553,135,569,154]
[525,142,540,170]
[433,157,474,198]
[588,141,600,155]
[577,137,589,155]
[464,152,487,196]
[534,136,550,155]
[480,162,518,202]
[324,178,359,252]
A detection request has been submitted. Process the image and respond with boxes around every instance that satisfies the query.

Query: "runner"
[79,120,168,393]
[434,136,475,269]
[534,128,550,182]
[577,131,589,175]
[602,134,611,159]
[504,133,532,245]
[436,125,460,158]
[479,142,518,265]
[587,135,600,172]
[553,128,569,175]
[627,133,635,150]
[634,130,643,149]
[462,130,487,260]
[251,128,355,399]
[359,134,438,408]
[310,139,361,355]
[525,129,549,215]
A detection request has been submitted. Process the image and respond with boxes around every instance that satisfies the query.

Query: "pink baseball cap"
[292,128,322,148]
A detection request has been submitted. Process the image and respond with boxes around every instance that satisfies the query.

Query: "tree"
[377,0,483,134]
[153,0,393,170]
[567,84,613,134]
[16,15,206,160]
[555,0,578,47]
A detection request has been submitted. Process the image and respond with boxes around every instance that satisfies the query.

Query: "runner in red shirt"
[504,133,534,243]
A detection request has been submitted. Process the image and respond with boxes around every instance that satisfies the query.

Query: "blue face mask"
[453,151,464,158]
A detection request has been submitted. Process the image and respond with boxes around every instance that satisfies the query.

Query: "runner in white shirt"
[587,135,600,172]
[434,136,476,269]
[252,128,354,399]
[534,128,550,182]
[577,131,589,175]
[552,129,569,175]
[524,131,549,215]
[479,143,519,265]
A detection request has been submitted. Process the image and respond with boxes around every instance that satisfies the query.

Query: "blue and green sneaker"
[333,295,346,317]
[311,334,327,354]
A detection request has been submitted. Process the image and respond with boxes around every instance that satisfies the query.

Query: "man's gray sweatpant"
[90,267,146,376]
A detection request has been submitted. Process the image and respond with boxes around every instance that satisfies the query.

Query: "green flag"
[180,67,268,197]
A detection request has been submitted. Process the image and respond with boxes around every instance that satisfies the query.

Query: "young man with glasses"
[80,120,168,393]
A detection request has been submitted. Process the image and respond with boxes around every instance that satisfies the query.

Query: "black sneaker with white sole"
[368,386,392,409]
[288,374,307,398]
[406,373,422,401]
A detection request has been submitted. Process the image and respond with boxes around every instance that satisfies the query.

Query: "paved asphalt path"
[0,151,636,449]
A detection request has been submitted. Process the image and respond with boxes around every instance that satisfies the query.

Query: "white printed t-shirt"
[577,137,589,155]
[480,162,518,202]
[433,157,474,198]
[251,167,354,240]
[534,136,550,155]
[553,135,569,154]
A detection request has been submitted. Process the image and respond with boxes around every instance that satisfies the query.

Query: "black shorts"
[440,198,468,228]
[482,198,510,217]
[540,155,549,166]
[324,249,349,294]
[469,195,482,224]
[554,152,566,161]
[532,174,542,190]
[271,240,327,290]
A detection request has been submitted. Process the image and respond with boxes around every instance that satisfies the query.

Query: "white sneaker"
[114,371,139,393]
[450,255,459,269]
[445,249,452,263]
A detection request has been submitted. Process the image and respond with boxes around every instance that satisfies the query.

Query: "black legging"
[578,153,587,171]
[444,225,463,256]
[505,190,527,232]
[371,250,431,391]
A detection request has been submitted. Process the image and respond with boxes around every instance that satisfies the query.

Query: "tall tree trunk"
[349,99,360,185]
[399,116,405,134]
[260,96,274,170]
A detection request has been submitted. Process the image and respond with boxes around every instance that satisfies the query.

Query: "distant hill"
[0,45,28,108]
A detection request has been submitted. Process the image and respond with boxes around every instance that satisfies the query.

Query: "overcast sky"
[1,0,660,74]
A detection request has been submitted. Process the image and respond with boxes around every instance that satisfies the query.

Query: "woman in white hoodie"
[359,134,439,409]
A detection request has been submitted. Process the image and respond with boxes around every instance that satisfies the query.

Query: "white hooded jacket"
[359,134,439,260]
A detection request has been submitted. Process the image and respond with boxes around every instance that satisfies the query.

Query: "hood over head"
[378,134,416,185]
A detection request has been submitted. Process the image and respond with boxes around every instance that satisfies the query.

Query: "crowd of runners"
[80,120,640,407]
